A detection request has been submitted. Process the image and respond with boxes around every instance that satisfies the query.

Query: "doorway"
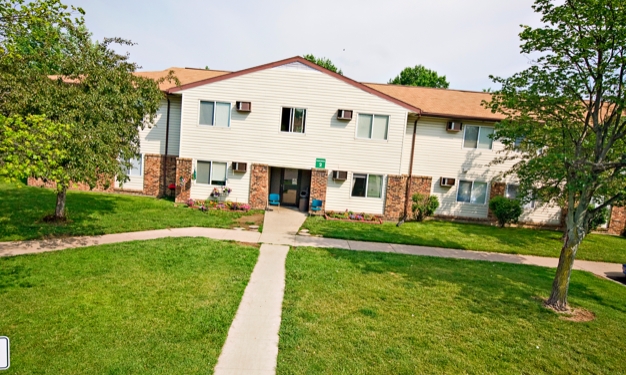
[269,167,311,207]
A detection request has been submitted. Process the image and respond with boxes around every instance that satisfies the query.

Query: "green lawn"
[302,216,626,263]
[277,247,626,374]
[0,238,258,374]
[0,182,262,241]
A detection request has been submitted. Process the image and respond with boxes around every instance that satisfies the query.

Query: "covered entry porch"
[269,167,311,211]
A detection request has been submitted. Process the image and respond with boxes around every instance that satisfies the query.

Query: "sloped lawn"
[302,216,626,263]
[0,182,262,241]
[277,247,626,374]
[0,238,258,374]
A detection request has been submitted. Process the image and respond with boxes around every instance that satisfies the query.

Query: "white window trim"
[355,113,390,141]
[280,107,307,134]
[198,100,232,127]
[194,160,228,186]
[350,172,385,199]
[462,125,494,150]
[457,180,488,205]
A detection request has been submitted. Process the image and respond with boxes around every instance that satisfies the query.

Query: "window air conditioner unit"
[236,101,251,112]
[447,121,463,132]
[337,109,353,120]
[440,177,456,187]
[332,170,348,181]
[232,162,247,173]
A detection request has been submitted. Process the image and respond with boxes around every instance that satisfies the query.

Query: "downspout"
[397,114,421,226]
[162,94,171,195]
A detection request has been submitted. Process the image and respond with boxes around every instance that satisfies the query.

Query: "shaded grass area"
[0,238,258,374]
[277,247,626,374]
[0,182,262,241]
[302,216,626,263]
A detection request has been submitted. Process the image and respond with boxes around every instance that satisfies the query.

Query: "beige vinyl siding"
[178,65,409,214]
[116,154,144,191]
[406,117,561,224]
[139,95,182,156]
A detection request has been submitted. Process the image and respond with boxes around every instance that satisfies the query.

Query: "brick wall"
[28,177,115,192]
[249,164,269,209]
[382,175,432,221]
[487,182,506,221]
[608,206,626,236]
[309,169,328,214]
[175,158,193,203]
[143,154,177,197]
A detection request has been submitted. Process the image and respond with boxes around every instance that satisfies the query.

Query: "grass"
[302,216,626,263]
[0,237,258,374]
[277,247,626,374]
[0,182,262,241]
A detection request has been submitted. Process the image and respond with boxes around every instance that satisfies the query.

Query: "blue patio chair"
[268,193,280,210]
[311,199,323,215]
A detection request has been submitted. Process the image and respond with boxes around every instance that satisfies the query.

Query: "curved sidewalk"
[0,226,622,281]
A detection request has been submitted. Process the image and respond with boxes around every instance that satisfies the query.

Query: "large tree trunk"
[546,196,587,312]
[55,186,67,219]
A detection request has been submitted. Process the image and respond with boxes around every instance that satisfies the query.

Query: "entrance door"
[282,168,299,206]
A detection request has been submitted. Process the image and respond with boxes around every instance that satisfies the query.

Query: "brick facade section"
[175,158,193,203]
[382,175,432,221]
[143,154,177,197]
[608,206,626,236]
[487,182,506,221]
[28,177,114,192]
[249,164,269,209]
[309,169,329,214]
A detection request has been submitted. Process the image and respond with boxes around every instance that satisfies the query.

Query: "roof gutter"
[397,114,421,227]
[162,95,171,195]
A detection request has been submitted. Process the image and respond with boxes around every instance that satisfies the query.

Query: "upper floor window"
[457,180,488,204]
[464,125,494,149]
[351,173,383,198]
[357,114,389,140]
[281,107,306,133]
[196,161,227,186]
[199,101,231,127]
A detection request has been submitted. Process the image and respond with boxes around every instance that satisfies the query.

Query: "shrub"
[489,196,523,227]
[588,205,609,230]
[411,194,440,222]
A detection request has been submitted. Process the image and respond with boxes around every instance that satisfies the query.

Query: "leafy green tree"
[0,0,173,219]
[303,54,343,75]
[486,0,626,310]
[388,65,449,88]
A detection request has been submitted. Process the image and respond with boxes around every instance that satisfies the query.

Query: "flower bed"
[324,210,383,224]
[185,198,251,212]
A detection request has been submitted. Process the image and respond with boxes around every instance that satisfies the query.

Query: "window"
[357,114,389,140]
[199,101,231,127]
[351,174,383,198]
[196,161,228,186]
[124,155,142,177]
[463,125,494,149]
[281,107,306,133]
[505,184,536,209]
[457,180,488,204]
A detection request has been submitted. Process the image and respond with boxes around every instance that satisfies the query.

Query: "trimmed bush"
[489,196,523,228]
[411,193,440,222]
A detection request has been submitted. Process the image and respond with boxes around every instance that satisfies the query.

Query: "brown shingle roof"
[364,83,504,122]
[135,67,231,91]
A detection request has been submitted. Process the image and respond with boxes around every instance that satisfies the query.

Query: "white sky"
[66,0,543,91]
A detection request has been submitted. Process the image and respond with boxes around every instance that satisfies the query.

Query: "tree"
[303,54,343,75]
[388,65,449,88]
[0,0,172,219]
[485,0,626,311]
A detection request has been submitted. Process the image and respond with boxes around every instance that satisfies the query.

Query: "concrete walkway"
[214,244,289,375]
[0,224,622,280]
[258,207,307,245]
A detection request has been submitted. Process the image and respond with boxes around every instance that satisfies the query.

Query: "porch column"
[249,164,269,210]
[383,175,407,221]
[309,168,328,214]
[487,182,506,222]
[175,157,192,203]
[608,206,626,236]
